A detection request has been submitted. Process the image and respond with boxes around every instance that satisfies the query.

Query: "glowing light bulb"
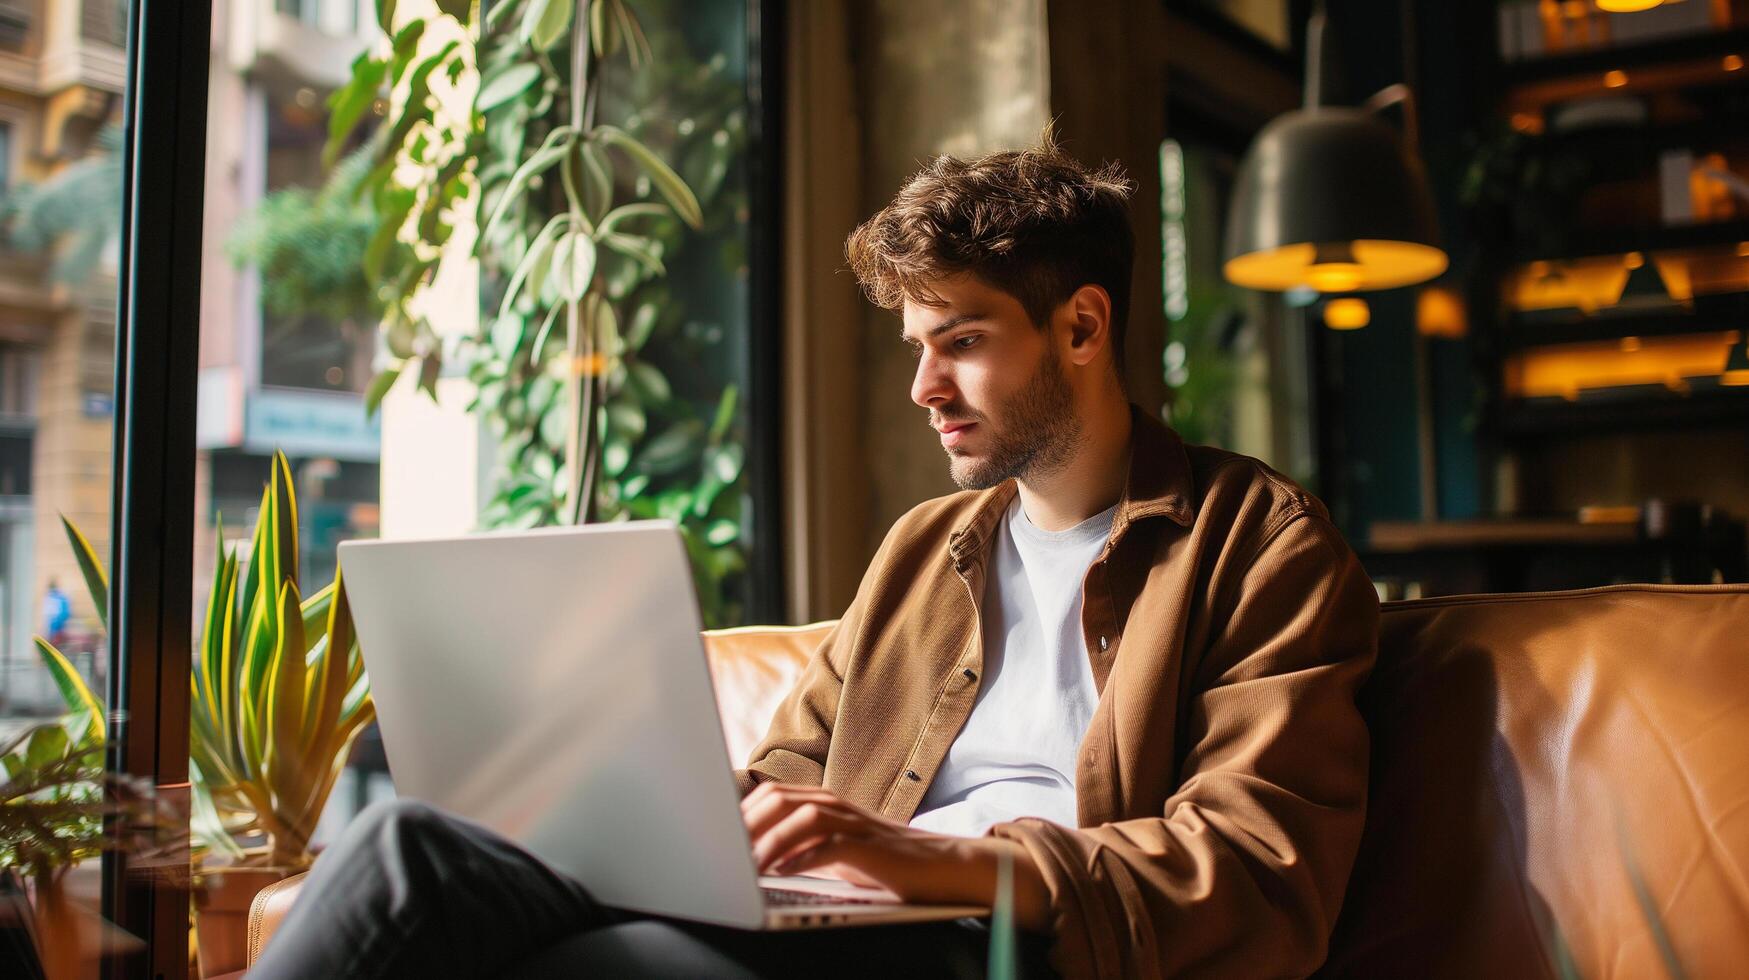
[1596,0,1665,12]
[1307,263,1365,293]
[1604,70,1629,88]
[1324,298,1371,330]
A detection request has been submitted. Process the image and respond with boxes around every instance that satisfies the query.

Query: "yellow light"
[1595,0,1664,11]
[1223,240,1450,292]
[1308,263,1365,293]
[1725,55,1745,72]
[1604,70,1629,88]
[1324,298,1371,330]
[1620,336,1642,352]
[1624,251,1644,269]
[1416,286,1468,338]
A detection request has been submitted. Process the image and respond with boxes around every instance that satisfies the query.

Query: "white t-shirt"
[908,494,1116,838]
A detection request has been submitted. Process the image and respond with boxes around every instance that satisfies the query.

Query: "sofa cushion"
[1320,584,1749,979]
[702,622,833,768]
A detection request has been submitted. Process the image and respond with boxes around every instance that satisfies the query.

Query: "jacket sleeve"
[730,612,855,796]
[989,513,1380,980]
[731,511,907,797]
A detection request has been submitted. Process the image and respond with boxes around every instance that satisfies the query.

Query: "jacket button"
[963,667,977,681]
[1098,635,1109,651]
[905,769,921,781]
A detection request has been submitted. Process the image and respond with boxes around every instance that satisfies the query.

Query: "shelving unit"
[1437,4,1749,590]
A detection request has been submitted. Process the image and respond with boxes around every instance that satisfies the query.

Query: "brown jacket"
[736,408,1380,979]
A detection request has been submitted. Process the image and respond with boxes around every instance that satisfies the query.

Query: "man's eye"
[953,335,980,350]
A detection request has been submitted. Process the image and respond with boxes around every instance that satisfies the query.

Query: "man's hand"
[740,782,1051,931]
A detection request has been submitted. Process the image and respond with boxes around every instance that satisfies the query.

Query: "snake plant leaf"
[188,757,246,861]
[594,125,704,229]
[270,451,300,590]
[33,637,103,746]
[264,580,308,810]
[60,515,108,632]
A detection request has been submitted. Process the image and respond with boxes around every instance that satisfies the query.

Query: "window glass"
[188,5,771,950]
[0,0,126,972]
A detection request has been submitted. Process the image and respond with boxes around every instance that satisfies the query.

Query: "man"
[253,137,1378,979]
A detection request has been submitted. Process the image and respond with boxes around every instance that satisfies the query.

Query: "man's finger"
[751,804,859,872]
[742,788,853,839]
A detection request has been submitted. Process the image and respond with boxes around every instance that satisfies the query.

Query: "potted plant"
[0,698,174,980]
[39,451,374,976]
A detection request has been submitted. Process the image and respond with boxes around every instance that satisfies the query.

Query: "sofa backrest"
[1320,584,1749,979]
[703,622,830,765]
[706,585,1749,978]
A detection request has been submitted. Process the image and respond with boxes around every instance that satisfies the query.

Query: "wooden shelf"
[1499,292,1749,350]
[1496,386,1749,436]
[1368,518,1638,553]
[1504,26,1749,86]
[1512,218,1749,261]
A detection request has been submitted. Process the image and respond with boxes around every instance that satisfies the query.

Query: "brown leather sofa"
[244,584,1749,977]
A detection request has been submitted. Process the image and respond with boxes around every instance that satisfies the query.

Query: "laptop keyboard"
[762,886,881,907]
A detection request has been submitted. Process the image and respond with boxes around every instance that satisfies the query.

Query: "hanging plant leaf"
[522,0,574,52]
[555,228,598,303]
[364,365,402,418]
[594,125,704,229]
[478,62,542,113]
[626,361,671,405]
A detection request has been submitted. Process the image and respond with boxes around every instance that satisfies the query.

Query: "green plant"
[0,719,108,880]
[326,0,751,625]
[0,123,124,284]
[227,147,399,324]
[190,452,374,869]
[39,454,372,870]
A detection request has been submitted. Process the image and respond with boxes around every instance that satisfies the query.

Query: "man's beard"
[941,345,1081,490]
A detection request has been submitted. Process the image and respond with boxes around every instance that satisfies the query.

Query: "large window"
[179,2,777,974]
[0,0,129,975]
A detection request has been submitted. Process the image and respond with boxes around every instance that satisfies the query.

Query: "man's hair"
[845,132,1137,374]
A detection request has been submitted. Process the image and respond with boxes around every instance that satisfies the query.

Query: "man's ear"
[1063,284,1112,369]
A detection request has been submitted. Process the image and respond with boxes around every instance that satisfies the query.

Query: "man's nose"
[910,350,954,408]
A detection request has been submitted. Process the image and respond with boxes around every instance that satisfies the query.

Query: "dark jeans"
[248,798,1059,979]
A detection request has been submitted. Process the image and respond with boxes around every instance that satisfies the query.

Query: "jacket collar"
[947,404,1195,563]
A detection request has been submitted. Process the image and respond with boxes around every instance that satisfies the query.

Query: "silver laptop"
[338,522,988,929]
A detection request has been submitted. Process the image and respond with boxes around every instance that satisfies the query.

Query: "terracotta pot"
[29,866,108,980]
[193,868,292,978]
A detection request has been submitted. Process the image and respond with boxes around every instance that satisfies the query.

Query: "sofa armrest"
[246,870,310,968]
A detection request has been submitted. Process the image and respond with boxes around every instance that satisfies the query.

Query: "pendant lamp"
[1223,3,1447,294]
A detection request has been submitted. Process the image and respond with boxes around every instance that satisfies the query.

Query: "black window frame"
[104,1,210,977]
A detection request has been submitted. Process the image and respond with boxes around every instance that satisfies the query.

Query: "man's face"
[901,276,1081,490]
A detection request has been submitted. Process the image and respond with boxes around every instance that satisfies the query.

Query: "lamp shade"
[1224,106,1448,292]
